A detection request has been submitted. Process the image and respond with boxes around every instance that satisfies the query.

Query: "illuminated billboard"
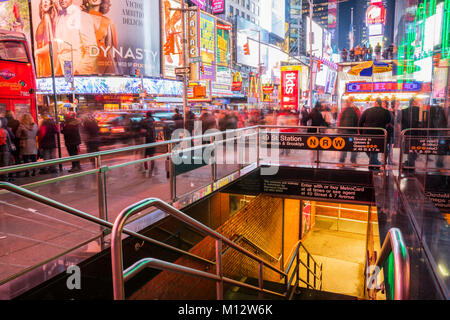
[260,0,285,39]
[199,12,216,81]
[236,17,269,69]
[0,0,31,42]
[162,0,183,79]
[216,21,232,85]
[31,0,161,78]
[306,17,323,58]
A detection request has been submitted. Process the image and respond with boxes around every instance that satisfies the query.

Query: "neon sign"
[346,82,422,93]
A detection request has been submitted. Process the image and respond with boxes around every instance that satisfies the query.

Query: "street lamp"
[49,38,74,167]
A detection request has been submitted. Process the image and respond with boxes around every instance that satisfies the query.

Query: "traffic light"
[135,68,140,77]
[317,61,323,71]
[243,41,250,55]
[163,33,175,55]
[200,64,205,74]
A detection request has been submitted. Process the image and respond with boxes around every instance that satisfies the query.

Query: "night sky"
[338,0,396,50]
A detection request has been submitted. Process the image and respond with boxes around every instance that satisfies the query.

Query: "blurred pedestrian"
[5,110,20,169]
[401,97,421,172]
[16,113,39,177]
[62,112,82,173]
[337,97,360,167]
[37,113,58,174]
[0,117,15,181]
[172,108,184,130]
[359,98,393,170]
[82,114,100,166]
[140,111,156,176]
[429,103,447,170]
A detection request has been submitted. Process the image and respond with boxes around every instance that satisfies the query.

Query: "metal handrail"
[111,198,289,300]
[0,182,215,286]
[285,241,322,296]
[369,228,410,300]
[0,126,258,175]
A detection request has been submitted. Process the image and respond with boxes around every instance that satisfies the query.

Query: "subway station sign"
[404,137,450,155]
[262,133,386,153]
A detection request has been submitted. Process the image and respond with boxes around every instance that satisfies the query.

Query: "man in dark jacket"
[401,97,421,171]
[5,111,20,167]
[38,114,59,174]
[82,114,100,167]
[140,111,156,175]
[338,97,361,167]
[62,113,82,172]
[305,102,328,133]
[359,98,393,170]
[172,108,184,130]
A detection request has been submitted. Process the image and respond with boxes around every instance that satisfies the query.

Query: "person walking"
[0,117,15,182]
[5,111,21,169]
[16,113,39,177]
[140,111,156,176]
[62,112,82,173]
[359,98,393,170]
[429,103,447,171]
[337,98,360,167]
[172,108,184,130]
[37,114,59,174]
[382,99,395,165]
[400,97,421,172]
[82,114,100,167]
[305,102,329,166]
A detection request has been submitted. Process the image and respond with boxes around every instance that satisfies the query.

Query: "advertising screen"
[260,0,285,39]
[31,0,161,78]
[315,64,328,87]
[162,0,183,79]
[190,0,206,10]
[216,22,231,85]
[36,76,182,95]
[280,66,301,108]
[0,0,31,42]
[414,57,433,83]
[236,17,269,69]
[212,0,225,14]
[306,17,323,57]
[199,12,216,81]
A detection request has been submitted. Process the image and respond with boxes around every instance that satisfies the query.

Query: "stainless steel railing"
[367,228,410,300]
[111,198,289,300]
[0,182,215,287]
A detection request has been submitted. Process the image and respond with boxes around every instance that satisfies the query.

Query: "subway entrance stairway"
[0,126,448,300]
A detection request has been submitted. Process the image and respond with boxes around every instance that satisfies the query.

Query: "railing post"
[314,262,317,289]
[211,136,216,184]
[296,248,300,288]
[256,127,260,168]
[258,262,264,299]
[96,156,108,250]
[215,239,223,300]
[307,254,310,288]
[168,143,176,203]
[399,131,405,176]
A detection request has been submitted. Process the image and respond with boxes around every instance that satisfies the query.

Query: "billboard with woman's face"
[31,0,160,78]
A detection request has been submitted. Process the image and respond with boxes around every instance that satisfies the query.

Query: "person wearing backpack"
[337,97,361,167]
[0,117,16,181]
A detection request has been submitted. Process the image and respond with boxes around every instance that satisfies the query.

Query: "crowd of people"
[0,96,447,180]
[341,43,396,62]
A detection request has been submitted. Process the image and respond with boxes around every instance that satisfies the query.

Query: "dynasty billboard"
[31,0,161,78]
